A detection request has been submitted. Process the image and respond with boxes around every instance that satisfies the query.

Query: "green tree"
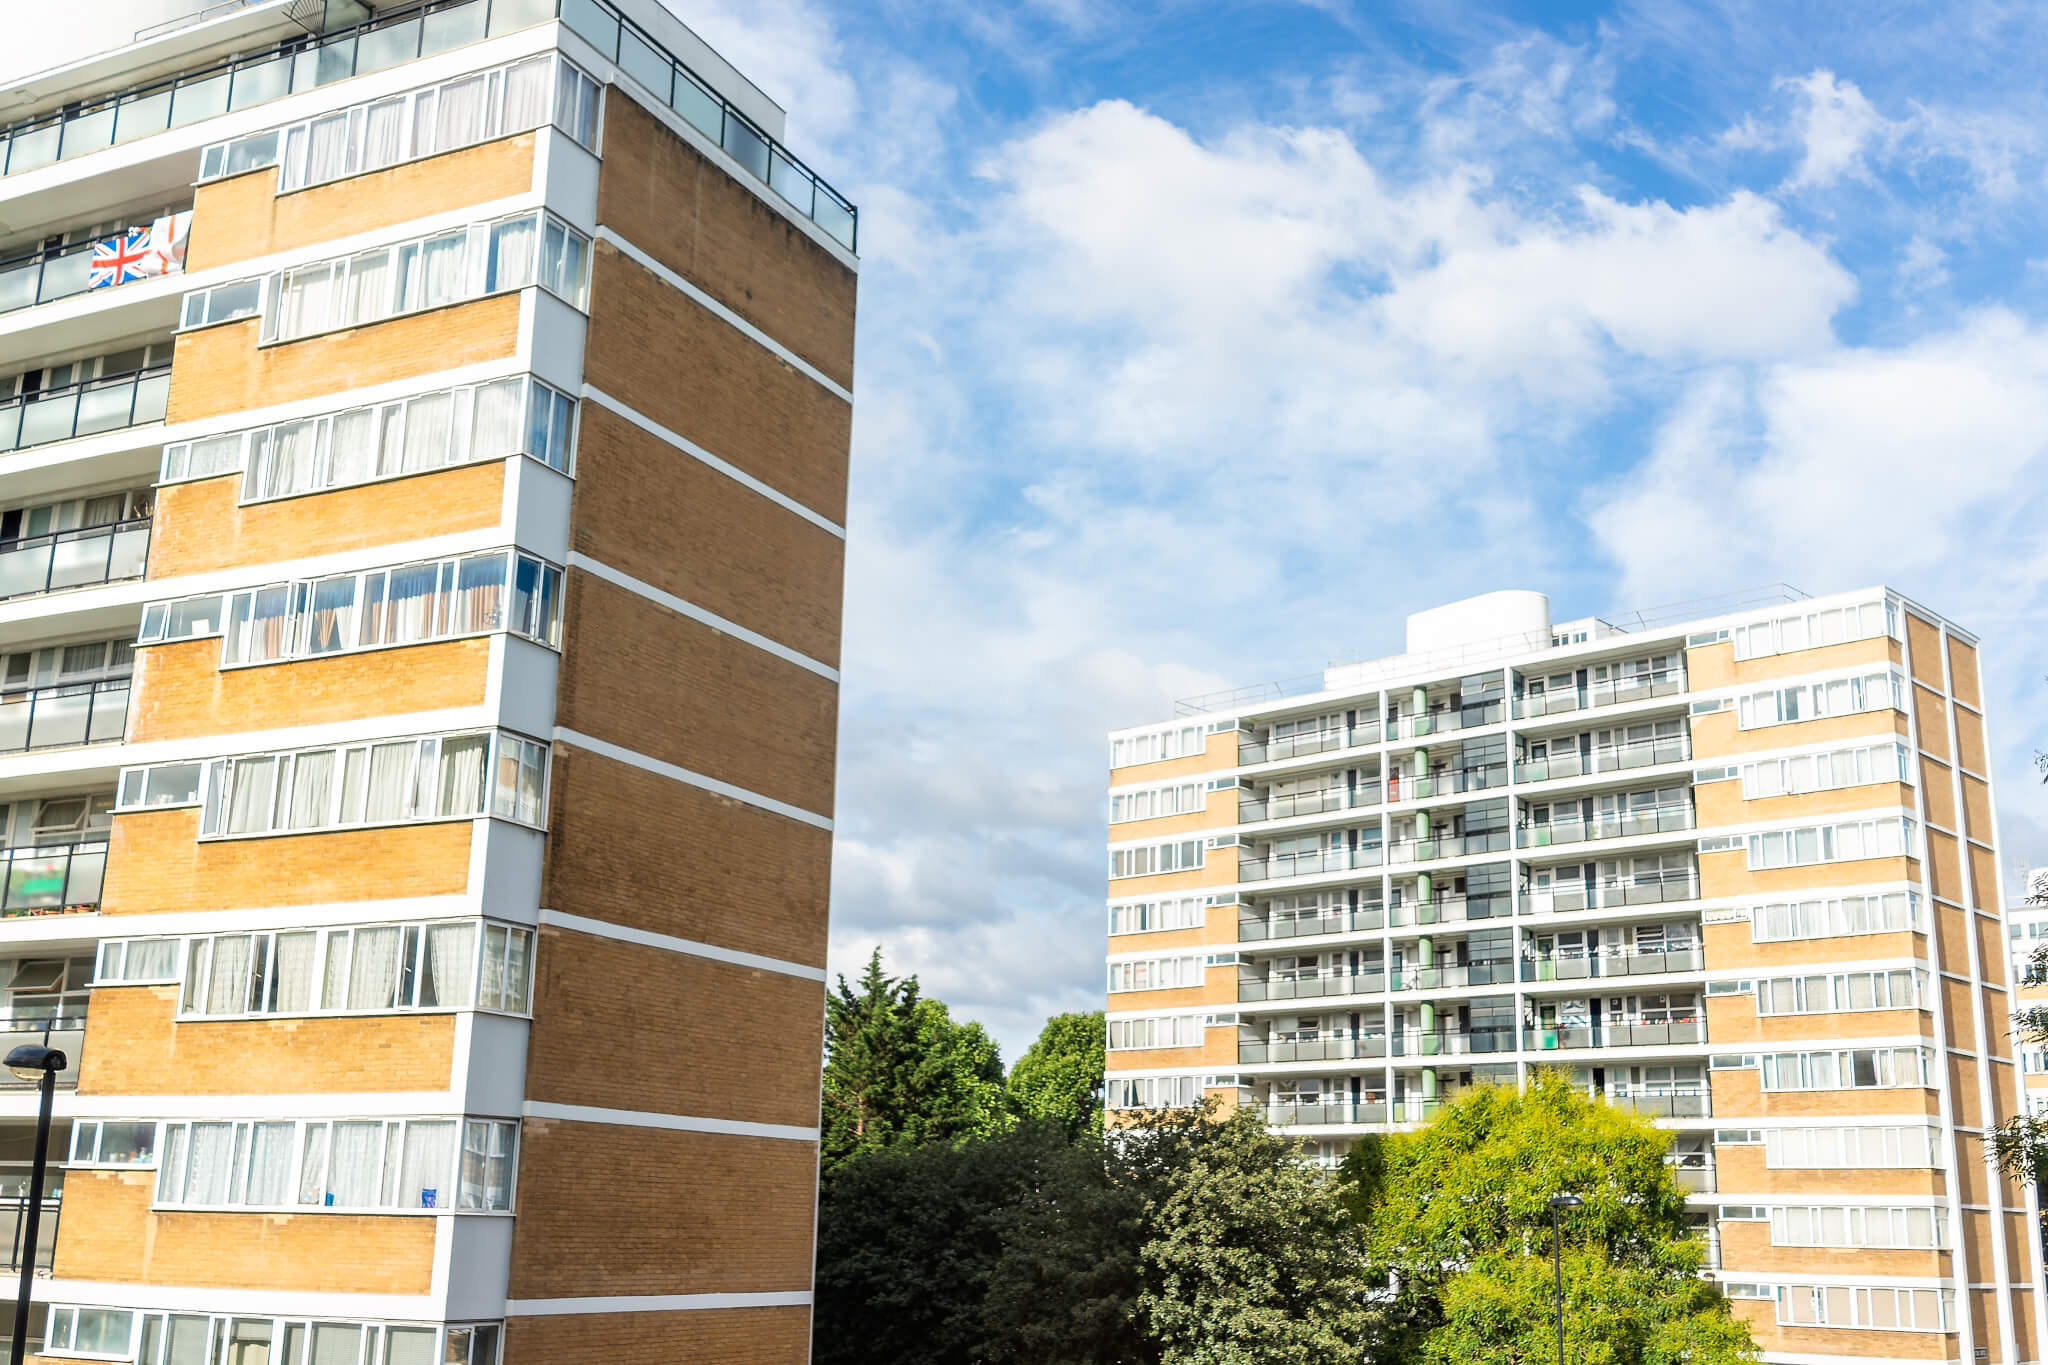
[1989,873,2048,1185]
[1349,1072,1755,1364]
[813,1121,1149,1365]
[820,949,1011,1175]
[1009,1010,1107,1141]
[1138,1106,1369,1365]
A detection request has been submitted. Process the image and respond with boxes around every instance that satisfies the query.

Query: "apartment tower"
[0,0,854,1360]
[1105,587,2039,1364]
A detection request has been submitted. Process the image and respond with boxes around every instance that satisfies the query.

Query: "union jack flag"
[88,229,153,289]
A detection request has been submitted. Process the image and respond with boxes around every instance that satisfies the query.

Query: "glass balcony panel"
[0,1026,80,1086]
[18,394,77,447]
[5,125,59,175]
[670,72,724,140]
[113,89,173,144]
[421,0,487,56]
[618,29,673,100]
[0,406,18,453]
[303,36,359,88]
[59,106,116,161]
[108,526,150,582]
[355,17,422,75]
[560,0,621,55]
[86,684,129,744]
[723,118,771,181]
[5,852,69,910]
[816,193,857,250]
[47,532,114,591]
[228,54,293,111]
[488,0,558,35]
[36,251,88,304]
[0,545,47,599]
[27,689,90,749]
[770,151,816,215]
[72,384,133,438]
[62,847,105,910]
[0,262,33,314]
[132,372,170,425]
[169,71,231,127]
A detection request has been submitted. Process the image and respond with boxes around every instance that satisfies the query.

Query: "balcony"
[1238,905,1384,942]
[1239,782,1382,824]
[0,236,186,319]
[1390,1027,1515,1057]
[0,842,106,916]
[0,680,131,754]
[1387,701,1503,741]
[1385,829,1512,864]
[1389,962,1516,991]
[0,367,169,454]
[1240,970,1386,1003]
[1516,804,1696,850]
[1521,946,1704,981]
[1385,765,1507,803]
[1514,733,1693,784]
[1522,1020,1707,1050]
[1238,723,1379,766]
[1609,1090,1711,1118]
[0,1018,82,1088]
[1674,1162,1716,1194]
[1239,845,1383,883]
[1267,1100,1390,1126]
[0,520,150,600]
[1513,670,1687,720]
[1523,875,1700,914]
[1240,1035,1388,1064]
[1388,893,1510,928]
[0,1191,58,1274]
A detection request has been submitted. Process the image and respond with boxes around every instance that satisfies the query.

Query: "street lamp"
[1546,1193,1583,1365]
[6,1044,63,1365]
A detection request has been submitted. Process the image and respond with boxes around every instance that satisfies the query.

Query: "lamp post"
[1546,1193,1583,1365]
[6,1044,64,1365]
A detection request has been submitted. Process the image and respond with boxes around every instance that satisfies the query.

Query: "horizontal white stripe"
[596,228,853,405]
[540,908,825,981]
[567,553,837,681]
[579,388,844,538]
[553,728,832,830]
[506,1289,811,1316]
[39,1279,437,1319]
[523,1100,816,1143]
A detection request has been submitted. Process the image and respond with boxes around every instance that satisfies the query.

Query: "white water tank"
[1405,590,1551,655]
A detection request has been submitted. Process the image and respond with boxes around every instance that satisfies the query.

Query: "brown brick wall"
[54,1169,433,1292]
[506,1119,815,1298]
[102,808,472,914]
[554,570,837,817]
[148,462,506,580]
[1948,636,1982,707]
[186,136,537,273]
[540,745,829,968]
[595,90,856,389]
[130,637,489,741]
[569,404,843,666]
[524,924,822,1127]
[582,245,849,521]
[166,296,520,423]
[79,986,455,1094]
[503,1307,810,1365]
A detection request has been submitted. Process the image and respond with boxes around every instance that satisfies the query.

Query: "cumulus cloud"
[1780,69,1900,188]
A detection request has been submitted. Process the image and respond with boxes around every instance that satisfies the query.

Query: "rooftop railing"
[0,0,857,250]
[1517,803,1696,850]
[0,679,132,753]
[0,518,151,601]
[1515,733,1692,783]
[0,842,107,916]
[0,367,170,453]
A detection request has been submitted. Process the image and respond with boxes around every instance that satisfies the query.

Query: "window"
[1104,1075,1201,1110]
[1750,892,1921,942]
[1108,722,1219,768]
[1107,1015,1205,1050]
[1770,1205,1943,1249]
[1759,1047,1930,1092]
[159,919,530,1019]
[1774,1284,1950,1331]
[1741,743,1910,799]
[1755,969,1925,1015]
[1732,600,1896,660]
[95,937,179,983]
[69,1120,157,1167]
[1108,838,1204,880]
[1763,1124,1941,1169]
[1107,895,1208,935]
[1745,818,1915,869]
[178,279,262,330]
[1107,955,1206,993]
[43,1310,503,1365]
[165,730,546,835]
[1734,669,1905,730]
[1110,781,1208,824]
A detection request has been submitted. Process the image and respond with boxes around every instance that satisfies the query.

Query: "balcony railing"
[1385,829,1512,864]
[1388,893,1510,928]
[1522,875,1700,914]
[1388,701,1503,741]
[1523,1020,1707,1050]
[1514,733,1693,784]
[1517,804,1696,849]
[1513,670,1687,720]
[1238,723,1379,766]
[1238,905,1385,942]
[1388,962,1516,992]
[0,236,186,318]
[1390,1027,1515,1057]
[1385,765,1507,802]
[0,841,107,916]
[1240,971,1386,1003]
[0,680,131,753]
[1239,845,1383,882]
[0,367,170,454]
[1675,1163,1716,1194]
[1521,947,1705,981]
[1609,1090,1711,1118]
[1240,782,1382,824]
[1267,1100,1390,1126]
[1240,1036,1388,1064]
[0,1194,58,1273]
[0,0,856,249]
[0,1020,82,1088]
[0,520,151,601]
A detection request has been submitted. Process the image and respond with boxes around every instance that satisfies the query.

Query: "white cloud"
[1899,234,1949,291]
[1780,69,1899,189]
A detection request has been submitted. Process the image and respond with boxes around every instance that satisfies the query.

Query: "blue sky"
[666,0,2048,1057]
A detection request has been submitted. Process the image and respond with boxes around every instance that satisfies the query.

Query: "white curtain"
[436,73,490,151]
[421,923,474,1007]
[321,934,351,1010]
[328,407,377,489]
[308,1325,362,1365]
[401,392,453,471]
[304,111,354,185]
[297,1124,329,1204]
[344,248,392,328]
[438,734,488,816]
[409,88,441,160]
[479,925,506,1010]
[362,98,407,172]
[326,1121,384,1207]
[243,1122,294,1204]
[302,580,355,657]
[383,566,439,644]
[504,56,552,130]
[278,264,335,340]
[384,1328,437,1365]
[289,749,335,828]
[272,932,316,1011]
[346,926,402,1010]
[421,232,468,308]
[204,935,252,1016]
[224,758,274,837]
[338,746,370,822]
[185,1122,234,1204]
[504,928,530,1012]
[186,432,243,480]
[488,215,537,292]
[259,420,321,500]
[451,553,506,633]
[157,1125,188,1203]
[472,379,522,457]
[397,1121,455,1208]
